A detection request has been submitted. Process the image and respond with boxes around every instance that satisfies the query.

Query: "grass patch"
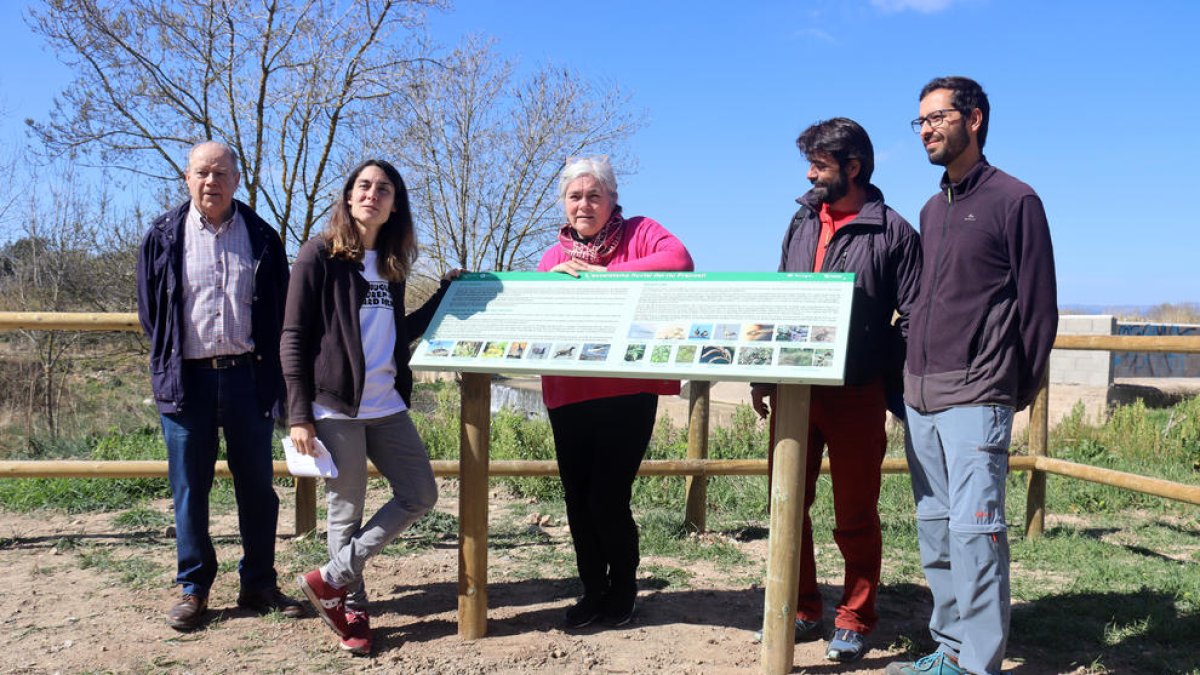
[78,547,168,589]
[0,476,165,513]
[489,521,556,552]
[52,536,80,553]
[112,506,172,531]
[407,508,459,538]
[380,508,461,556]
[1004,509,1200,671]
[276,532,331,575]
[639,510,747,567]
[640,563,693,590]
[499,542,575,583]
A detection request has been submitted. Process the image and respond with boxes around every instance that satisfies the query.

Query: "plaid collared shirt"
[180,202,256,359]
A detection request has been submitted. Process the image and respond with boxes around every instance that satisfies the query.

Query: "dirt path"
[0,483,1070,674]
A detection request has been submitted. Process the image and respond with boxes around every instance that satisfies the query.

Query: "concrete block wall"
[1050,314,1115,386]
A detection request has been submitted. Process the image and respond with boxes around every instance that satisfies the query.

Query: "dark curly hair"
[795,117,875,188]
[920,76,990,150]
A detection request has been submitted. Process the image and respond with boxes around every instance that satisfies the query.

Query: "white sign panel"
[410,271,855,384]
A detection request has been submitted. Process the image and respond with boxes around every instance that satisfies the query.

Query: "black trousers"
[548,393,658,598]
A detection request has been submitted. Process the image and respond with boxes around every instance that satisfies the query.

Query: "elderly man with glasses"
[887,77,1058,675]
[137,141,304,631]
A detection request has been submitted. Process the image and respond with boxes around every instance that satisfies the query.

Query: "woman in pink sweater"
[537,156,693,629]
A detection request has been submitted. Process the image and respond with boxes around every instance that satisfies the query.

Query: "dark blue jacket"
[136,200,290,416]
[779,185,922,388]
[904,157,1058,413]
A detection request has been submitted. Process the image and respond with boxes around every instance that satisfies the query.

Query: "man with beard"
[887,78,1057,675]
[751,117,921,663]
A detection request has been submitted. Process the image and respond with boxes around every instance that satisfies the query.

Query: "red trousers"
[767,379,887,634]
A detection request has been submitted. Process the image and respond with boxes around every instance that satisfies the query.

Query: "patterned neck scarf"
[558,207,624,265]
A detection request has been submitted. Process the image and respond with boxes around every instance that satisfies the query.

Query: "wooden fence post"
[294,476,318,536]
[685,380,711,532]
[458,372,491,639]
[760,383,811,675]
[1024,371,1051,539]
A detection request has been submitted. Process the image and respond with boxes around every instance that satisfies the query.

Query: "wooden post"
[760,383,811,675]
[294,476,318,536]
[1024,371,1050,539]
[685,380,711,532]
[458,372,491,639]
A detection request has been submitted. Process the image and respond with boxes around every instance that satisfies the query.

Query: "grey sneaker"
[825,628,866,662]
[885,651,968,675]
[751,617,825,643]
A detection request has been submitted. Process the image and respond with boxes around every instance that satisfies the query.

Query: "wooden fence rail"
[1,453,1197,506]
[0,456,1027,479]
[0,312,141,331]
[1020,333,1200,538]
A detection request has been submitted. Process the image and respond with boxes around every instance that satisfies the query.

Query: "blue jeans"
[160,364,279,596]
[904,404,1013,675]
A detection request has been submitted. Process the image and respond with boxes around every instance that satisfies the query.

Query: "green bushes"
[490,409,560,501]
[407,382,773,525]
[411,382,462,461]
[0,425,170,512]
[3,382,1197,526]
[1047,397,1200,514]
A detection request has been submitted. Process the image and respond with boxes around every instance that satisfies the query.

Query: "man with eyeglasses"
[137,141,304,630]
[750,117,921,663]
[887,77,1057,675]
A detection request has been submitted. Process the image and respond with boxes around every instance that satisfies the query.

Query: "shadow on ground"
[876,583,1198,674]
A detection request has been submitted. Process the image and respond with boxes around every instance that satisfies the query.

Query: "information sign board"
[409,271,855,384]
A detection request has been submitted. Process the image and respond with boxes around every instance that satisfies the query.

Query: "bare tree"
[385,37,644,274]
[26,0,441,245]
[0,170,140,439]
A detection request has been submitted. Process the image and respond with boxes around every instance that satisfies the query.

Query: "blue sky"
[2,0,1197,307]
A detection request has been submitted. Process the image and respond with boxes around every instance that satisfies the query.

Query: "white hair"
[186,141,240,176]
[558,155,618,202]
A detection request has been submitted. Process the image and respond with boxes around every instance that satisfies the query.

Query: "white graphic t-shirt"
[313,250,407,420]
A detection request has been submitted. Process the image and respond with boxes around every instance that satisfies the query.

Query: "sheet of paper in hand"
[282,436,338,478]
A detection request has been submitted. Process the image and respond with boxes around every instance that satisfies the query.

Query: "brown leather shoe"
[167,593,208,631]
[237,586,305,618]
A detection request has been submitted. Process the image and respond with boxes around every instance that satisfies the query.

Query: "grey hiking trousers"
[316,410,437,609]
[904,404,1013,675]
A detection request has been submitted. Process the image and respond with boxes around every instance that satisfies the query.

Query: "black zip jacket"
[136,200,289,416]
[779,185,922,386]
[280,237,449,424]
[904,157,1058,413]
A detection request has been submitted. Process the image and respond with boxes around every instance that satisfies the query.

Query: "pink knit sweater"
[537,216,695,410]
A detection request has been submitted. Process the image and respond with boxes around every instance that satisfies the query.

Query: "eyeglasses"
[910,108,963,134]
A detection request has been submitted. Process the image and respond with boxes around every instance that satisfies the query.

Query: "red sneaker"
[340,608,373,656]
[297,569,349,638]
